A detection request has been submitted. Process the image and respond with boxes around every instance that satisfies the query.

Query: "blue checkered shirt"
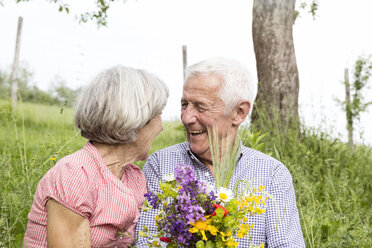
[135,142,305,247]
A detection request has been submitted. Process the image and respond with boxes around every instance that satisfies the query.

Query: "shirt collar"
[186,138,243,165]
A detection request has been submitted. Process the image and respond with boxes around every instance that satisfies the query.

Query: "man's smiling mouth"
[189,130,207,136]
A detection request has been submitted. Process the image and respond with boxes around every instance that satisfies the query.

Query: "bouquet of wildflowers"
[141,129,271,248]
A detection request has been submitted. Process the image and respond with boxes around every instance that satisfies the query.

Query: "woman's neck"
[92,142,140,179]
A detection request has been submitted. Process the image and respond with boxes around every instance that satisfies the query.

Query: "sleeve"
[40,160,96,220]
[266,164,306,247]
[134,153,162,247]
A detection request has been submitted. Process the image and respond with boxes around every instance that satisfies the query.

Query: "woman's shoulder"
[39,142,103,194]
[51,142,102,176]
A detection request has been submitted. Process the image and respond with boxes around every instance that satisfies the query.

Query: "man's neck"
[196,155,214,176]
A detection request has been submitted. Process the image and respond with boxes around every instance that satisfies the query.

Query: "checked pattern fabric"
[135,142,305,248]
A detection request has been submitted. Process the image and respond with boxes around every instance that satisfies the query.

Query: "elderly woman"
[23,65,169,247]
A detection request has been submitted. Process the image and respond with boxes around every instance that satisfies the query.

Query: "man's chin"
[189,143,208,156]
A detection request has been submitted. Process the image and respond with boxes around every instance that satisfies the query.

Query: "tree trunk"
[251,0,299,131]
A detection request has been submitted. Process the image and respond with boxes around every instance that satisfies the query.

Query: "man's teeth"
[189,130,205,134]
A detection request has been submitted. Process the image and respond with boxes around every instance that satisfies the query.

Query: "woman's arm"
[46,199,91,248]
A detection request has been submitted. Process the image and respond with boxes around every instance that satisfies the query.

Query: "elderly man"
[135,57,305,247]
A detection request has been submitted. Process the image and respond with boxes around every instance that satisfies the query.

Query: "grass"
[0,100,371,247]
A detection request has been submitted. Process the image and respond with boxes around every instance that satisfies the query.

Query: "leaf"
[196,240,205,248]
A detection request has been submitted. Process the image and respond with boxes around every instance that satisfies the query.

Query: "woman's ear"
[232,100,251,126]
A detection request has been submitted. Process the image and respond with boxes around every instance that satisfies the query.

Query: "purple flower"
[175,164,195,186]
[144,191,161,209]
[146,164,219,247]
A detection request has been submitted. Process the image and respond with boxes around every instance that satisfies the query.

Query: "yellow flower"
[226,237,239,247]
[254,207,266,215]
[154,215,162,226]
[258,186,265,192]
[243,216,248,222]
[219,230,232,241]
[189,216,219,241]
[237,223,251,238]
[255,195,262,205]
[50,157,56,161]
[245,196,254,203]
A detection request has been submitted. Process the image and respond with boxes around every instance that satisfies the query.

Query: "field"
[0,100,371,247]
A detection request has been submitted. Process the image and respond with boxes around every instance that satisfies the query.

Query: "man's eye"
[196,105,207,112]
[181,102,188,109]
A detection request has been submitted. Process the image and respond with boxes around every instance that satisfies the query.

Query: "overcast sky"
[1,0,371,145]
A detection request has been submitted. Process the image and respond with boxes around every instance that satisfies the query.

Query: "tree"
[251,0,318,132]
[49,76,82,107]
[251,0,299,131]
[1,0,122,27]
[341,56,372,148]
[0,69,10,99]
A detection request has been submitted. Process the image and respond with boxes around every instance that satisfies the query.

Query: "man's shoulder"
[239,145,290,177]
[241,145,282,165]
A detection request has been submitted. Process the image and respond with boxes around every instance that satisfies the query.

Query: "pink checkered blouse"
[24,142,147,248]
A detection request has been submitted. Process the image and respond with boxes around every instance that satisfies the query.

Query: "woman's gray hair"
[74,65,169,144]
[185,57,257,115]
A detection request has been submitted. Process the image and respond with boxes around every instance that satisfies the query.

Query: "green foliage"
[49,76,82,107]
[0,100,85,247]
[349,56,372,118]
[295,0,319,21]
[338,55,372,146]
[240,129,267,152]
[247,109,372,247]
[5,0,123,28]
[0,64,81,107]
[79,0,119,27]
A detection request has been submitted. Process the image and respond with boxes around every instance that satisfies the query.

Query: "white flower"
[206,183,216,195]
[216,187,234,205]
[150,237,168,247]
[202,181,216,195]
[163,173,175,182]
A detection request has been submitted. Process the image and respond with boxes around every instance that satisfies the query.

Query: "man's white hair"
[185,57,257,115]
[74,65,169,144]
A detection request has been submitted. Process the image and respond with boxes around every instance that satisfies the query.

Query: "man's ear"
[232,100,251,126]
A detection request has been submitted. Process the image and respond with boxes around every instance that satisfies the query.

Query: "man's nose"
[181,105,197,124]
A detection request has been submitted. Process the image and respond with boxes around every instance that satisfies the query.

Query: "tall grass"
[0,100,371,247]
[245,108,372,247]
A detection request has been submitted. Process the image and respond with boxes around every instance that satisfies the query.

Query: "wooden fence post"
[11,16,23,108]
[182,45,187,81]
[344,68,353,149]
